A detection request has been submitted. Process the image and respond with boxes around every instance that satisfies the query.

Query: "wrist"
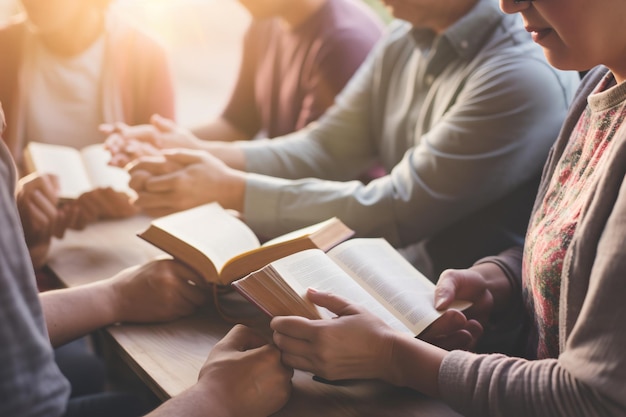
[148,382,238,417]
[468,259,527,336]
[105,272,133,324]
[387,334,446,398]
[222,168,246,213]
[29,242,51,270]
[187,379,240,417]
[204,142,246,170]
[469,262,512,316]
[384,332,408,387]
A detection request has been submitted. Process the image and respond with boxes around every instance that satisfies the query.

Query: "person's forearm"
[29,242,51,270]
[199,141,247,171]
[471,247,523,323]
[40,280,118,347]
[191,117,251,143]
[387,333,448,398]
[146,384,227,417]
[219,167,247,213]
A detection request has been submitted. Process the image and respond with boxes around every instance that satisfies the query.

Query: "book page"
[268,249,413,334]
[25,142,92,200]
[81,144,134,195]
[328,238,451,335]
[150,203,261,272]
[262,218,337,247]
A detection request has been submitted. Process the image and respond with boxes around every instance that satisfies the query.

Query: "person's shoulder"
[475,16,577,84]
[326,0,385,28]
[366,20,412,52]
[385,20,412,39]
[308,0,384,43]
[474,45,580,98]
[104,11,168,54]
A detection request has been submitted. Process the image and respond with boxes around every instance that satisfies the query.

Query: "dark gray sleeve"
[0,143,70,417]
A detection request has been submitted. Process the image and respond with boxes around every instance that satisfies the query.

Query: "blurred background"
[0,0,390,128]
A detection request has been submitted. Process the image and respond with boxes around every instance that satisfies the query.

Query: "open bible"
[24,142,133,201]
[233,238,470,335]
[138,202,355,286]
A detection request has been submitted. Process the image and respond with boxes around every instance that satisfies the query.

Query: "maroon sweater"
[222,0,383,139]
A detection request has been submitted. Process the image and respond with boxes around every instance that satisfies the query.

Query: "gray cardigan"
[439,66,626,417]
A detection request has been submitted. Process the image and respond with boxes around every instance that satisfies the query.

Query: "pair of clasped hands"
[16,114,214,268]
[99,115,508,388]
[103,113,243,218]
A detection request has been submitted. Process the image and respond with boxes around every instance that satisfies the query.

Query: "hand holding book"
[24,142,134,202]
[269,281,476,386]
[233,238,471,336]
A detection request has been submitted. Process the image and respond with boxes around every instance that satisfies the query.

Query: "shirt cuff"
[243,173,291,239]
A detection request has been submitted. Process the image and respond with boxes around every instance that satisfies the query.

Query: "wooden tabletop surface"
[47,215,462,417]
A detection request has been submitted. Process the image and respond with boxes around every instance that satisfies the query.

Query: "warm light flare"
[113,0,250,48]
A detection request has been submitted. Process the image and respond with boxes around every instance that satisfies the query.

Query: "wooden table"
[47,215,462,417]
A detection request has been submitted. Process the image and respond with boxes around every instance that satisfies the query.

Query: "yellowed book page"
[328,238,469,335]
[262,218,337,247]
[150,203,260,273]
[25,142,92,199]
[267,248,413,334]
[80,144,134,195]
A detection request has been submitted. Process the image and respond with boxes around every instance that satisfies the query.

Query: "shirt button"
[460,40,469,49]
[425,74,435,85]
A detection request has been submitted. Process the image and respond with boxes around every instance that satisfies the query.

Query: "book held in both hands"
[23,141,133,201]
[232,238,471,336]
[137,202,355,286]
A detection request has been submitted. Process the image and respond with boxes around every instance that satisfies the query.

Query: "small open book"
[233,238,471,336]
[138,202,355,286]
[24,142,133,201]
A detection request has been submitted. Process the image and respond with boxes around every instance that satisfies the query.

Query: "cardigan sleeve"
[437,66,626,417]
[438,172,626,417]
[473,247,525,334]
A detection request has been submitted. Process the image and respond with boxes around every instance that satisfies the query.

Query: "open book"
[233,238,471,336]
[24,142,133,201]
[138,202,355,286]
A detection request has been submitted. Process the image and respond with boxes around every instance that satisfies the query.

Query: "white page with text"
[328,238,442,335]
[268,248,414,334]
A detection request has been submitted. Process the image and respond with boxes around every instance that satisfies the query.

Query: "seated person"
[0,105,292,417]
[0,0,176,268]
[1,0,177,400]
[187,0,384,143]
[107,0,580,281]
[269,0,626,415]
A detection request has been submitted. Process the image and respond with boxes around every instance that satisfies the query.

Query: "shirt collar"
[410,0,504,59]
[444,0,504,59]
